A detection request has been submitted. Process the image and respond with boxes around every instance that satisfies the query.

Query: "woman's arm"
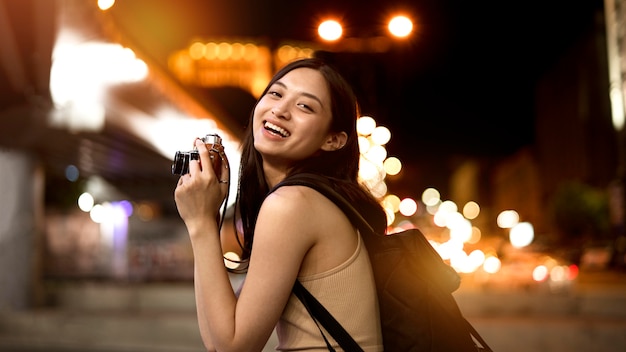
[175,141,320,351]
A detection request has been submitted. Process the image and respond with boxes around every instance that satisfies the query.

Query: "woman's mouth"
[264,121,291,137]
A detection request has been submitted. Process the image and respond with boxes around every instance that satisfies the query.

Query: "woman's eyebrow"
[273,81,323,106]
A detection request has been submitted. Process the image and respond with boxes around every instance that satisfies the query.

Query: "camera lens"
[172,151,200,175]
[172,152,188,175]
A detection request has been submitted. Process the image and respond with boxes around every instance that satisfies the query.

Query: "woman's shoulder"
[264,184,329,212]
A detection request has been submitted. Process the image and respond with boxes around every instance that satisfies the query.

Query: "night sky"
[110,0,605,194]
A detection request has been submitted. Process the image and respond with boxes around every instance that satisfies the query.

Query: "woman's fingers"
[189,138,218,178]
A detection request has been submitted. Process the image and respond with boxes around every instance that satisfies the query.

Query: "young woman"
[175,58,386,351]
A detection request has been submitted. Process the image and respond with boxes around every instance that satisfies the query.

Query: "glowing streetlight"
[388,15,413,38]
[318,20,343,41]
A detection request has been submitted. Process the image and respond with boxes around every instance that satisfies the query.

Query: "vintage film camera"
[171,134,224,176]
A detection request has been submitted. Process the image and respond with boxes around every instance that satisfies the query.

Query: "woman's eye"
[268,91,282,98]
[298,103,313,112]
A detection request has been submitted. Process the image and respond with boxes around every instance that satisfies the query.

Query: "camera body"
[172,134,224,176]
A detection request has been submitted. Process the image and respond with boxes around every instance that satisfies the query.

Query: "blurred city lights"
[421,188,441,206]
[568,264,579,280]
[550,265,567,282]
[78,192,95,212]
[532,265,549,282]
[358,158,380,181]
[383,194,401,213]
[509,221,534,248]
[468,226,482,244]
[358,136,372,154]
[388,15,413,38]
[97,0,115,11]
[50,36,148,132]
[448,216,472,243]
[65,164,79,182]
[136,202,157,221]
[462,201,480,219]
[371,126,391,145]
[89,204,105,223]
[318,20,343,41]
[365,144,387,163]
[496,209,520,228]
[170,40,275,98]
[356,116,377,135]
[399,198,418,216]
[483,256,501,274]
[383,157,402,176]
[439,200,458,214]
[433,210,447,227]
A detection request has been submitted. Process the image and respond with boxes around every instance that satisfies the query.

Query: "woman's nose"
[271,105,290,119]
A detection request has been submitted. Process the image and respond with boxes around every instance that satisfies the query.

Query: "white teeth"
[264,121,291,137]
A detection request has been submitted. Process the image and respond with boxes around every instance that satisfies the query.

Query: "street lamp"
[315,13,414,52]
[387,15,413,38]
[318,20,343,41]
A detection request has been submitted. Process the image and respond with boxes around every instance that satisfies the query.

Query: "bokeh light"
[97,0,115,11]
[483,256,501,274]
[318,20,343,41]
[422,188,441,206]
[388,15,413,38]
[509,222,534,248]
[65,165,79,182]
[78,192,94,212]
[383,157,402,176]
[462,201,480,219]
[356,116,376,135]
[497,210,519,228]
[399,198,417,216]
[371,126,391,145]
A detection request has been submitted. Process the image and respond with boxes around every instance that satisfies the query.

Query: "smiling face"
[253,67,338,169]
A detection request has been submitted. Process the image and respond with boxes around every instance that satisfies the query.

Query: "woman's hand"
[174,139,230,235]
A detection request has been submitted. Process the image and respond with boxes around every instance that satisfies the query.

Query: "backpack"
[274,173,492,352]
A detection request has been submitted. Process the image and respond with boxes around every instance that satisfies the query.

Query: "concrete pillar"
[0,149,41,310]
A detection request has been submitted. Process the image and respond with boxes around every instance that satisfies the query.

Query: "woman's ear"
[321,132,348,151]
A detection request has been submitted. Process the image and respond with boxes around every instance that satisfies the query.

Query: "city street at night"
[1,1,625,351]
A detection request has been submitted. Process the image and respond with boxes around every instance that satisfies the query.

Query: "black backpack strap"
[292,280,363,352]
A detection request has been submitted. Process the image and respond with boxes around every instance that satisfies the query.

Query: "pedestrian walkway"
[1,270,625,352]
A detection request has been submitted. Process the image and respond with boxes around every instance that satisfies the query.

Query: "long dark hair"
[233,58,385,264]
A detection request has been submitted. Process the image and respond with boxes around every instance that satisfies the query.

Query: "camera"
[172,134,224,175]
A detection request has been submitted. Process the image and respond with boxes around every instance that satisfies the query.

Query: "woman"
[175,58,386,351]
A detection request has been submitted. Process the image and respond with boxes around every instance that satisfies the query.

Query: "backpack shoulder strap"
[292,280,363,352]
[273,173,377,237]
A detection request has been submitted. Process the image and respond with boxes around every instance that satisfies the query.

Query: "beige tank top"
[275,233,383,351]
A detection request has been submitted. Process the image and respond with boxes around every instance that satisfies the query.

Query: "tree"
[550,181,611,244]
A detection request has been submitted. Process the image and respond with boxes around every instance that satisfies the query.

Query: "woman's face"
[253,67,334,166]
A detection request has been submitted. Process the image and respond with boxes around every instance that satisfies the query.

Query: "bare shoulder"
[258,184,358,275]
[257,184,340,235]
[262,185,329,214]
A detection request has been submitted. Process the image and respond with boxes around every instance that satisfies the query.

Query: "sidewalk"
[1,271,625,352]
